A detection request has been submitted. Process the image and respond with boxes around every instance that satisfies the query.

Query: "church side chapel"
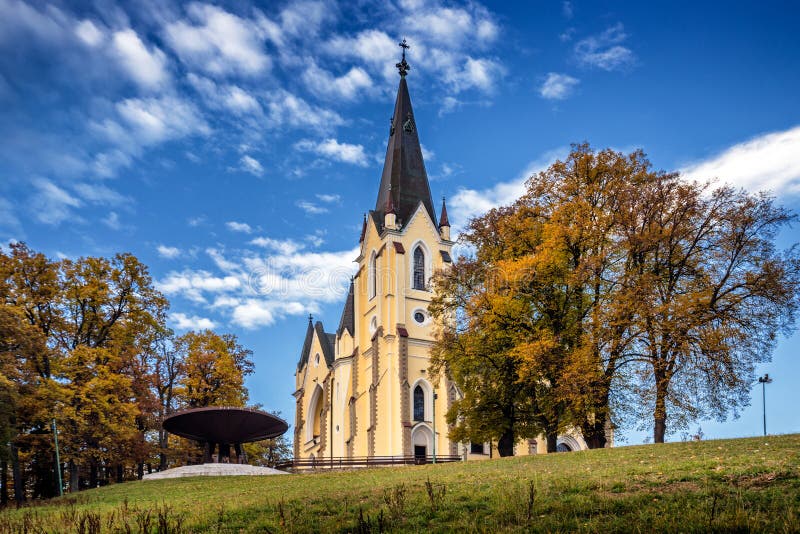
[292,42,588,464]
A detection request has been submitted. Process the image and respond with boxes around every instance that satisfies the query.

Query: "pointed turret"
[439,196,450,240]
[297,315,315,369]
[359,213,367,242]
[373,40,435,230]
[337,278,355,338]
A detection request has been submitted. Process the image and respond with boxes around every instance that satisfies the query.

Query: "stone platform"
[142,463,289,479]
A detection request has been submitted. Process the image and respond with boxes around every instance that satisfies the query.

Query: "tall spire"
[374,40,435,229]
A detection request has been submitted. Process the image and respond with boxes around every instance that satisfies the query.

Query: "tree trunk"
[497,428,515,457]
[654,370,668,443]
[580,405,608,449]
[69,460,79,492]
[10,442,24,505]
[1,458,8,506]
[116,464,123,484]
[546,432,558,453]
[89,461,98,488]
[137,462,144,480]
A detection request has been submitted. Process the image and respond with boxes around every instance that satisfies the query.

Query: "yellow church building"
[292,47,588,464]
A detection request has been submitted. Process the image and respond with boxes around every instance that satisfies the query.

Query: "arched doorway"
[307,384,324,443]
[411,424,433,461]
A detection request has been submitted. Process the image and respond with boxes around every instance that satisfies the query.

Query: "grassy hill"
[1,434,798,533]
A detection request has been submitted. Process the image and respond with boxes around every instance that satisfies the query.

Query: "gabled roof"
[337,279,355,338]
[297,317,335,369]
[373,73,436,230]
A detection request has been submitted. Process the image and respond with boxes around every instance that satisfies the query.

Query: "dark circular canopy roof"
[163,407,288,444]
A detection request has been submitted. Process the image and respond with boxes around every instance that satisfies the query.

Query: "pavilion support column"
[234,443,245,464]
[203,442,213,464]
[219,443,230,463]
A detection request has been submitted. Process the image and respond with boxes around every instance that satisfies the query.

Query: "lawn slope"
[1,434,798,532]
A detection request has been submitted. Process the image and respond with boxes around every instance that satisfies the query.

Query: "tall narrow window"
[369,252,377,299]
[413,247,425,290]
[413,385,425,421]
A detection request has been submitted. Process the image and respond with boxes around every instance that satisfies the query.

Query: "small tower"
[439,196,451,241]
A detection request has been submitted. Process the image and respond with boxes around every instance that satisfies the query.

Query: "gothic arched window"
[413,385,425,421]
[413,247,425,290]
[369,251,377,299]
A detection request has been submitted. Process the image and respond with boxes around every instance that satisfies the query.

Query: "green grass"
[2,434,799,533]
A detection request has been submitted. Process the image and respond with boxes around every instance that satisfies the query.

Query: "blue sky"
[1,0,798,444]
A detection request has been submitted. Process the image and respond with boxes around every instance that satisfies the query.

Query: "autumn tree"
[175,330,254,408]
[55,253,168,487]
[430,212,557,455]
[618,180,800,442]
[0,243,63,499]
[432,144,800,451]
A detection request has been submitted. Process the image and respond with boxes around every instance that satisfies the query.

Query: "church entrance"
[414,445,427,459]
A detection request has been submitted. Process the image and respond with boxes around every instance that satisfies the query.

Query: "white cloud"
[562,1,574,19]
[89,97,210,177]
[206,247,239,272]
[72,182,128,205]
[75,19,104,47]
[539,72,579,100]
[157,245,181,259]
[439,96,462,116]
[327,30,398,81]
[238,155,264,176]
[111,28,170,90]
[302,62,373,101]
[30,178,82,225]
[155,236,357,329]
[94,96,210,153]
[575,23,635,71]
[231,299,275,328]
[171,312,216,330]
[315,193,340,204]
[295,200,328,215]
[404,4,497,48]
[163,3,272,76]
[226,221,253,233]
[266,90,344,130]
[445,56,504,93]
[421,145,435,161]
[157,270,242,303]
[294,138,368,166]
[187,74,261,116]
[102,211,121,230]
[249,237,304,255]
[680,125,800,195]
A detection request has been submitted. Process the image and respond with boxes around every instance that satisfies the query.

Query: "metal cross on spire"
[396,38,410,77]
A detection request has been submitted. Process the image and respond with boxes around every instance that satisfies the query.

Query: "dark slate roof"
[297,318,314,370]
[373,75,436,229]
[297,318,335,369]
[337,279,355,338]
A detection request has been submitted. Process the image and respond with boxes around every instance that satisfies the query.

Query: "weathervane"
[396,38,410,77]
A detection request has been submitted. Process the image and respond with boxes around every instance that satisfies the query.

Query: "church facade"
[292,51,588,462]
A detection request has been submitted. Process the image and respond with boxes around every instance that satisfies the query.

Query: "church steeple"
[374,39,435,229]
